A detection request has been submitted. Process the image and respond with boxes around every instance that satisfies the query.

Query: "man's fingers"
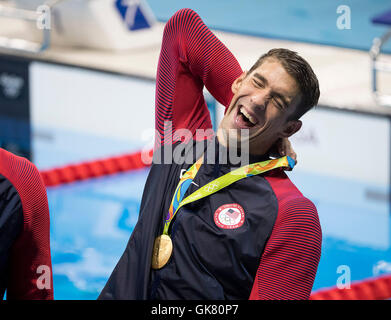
[279,138,298,166]
[278,143,285,156]
[291,151,298,164]
[287,147,297,164]
[275,138,298,166]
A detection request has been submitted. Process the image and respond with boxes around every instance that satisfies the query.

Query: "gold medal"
[151,234,173,269]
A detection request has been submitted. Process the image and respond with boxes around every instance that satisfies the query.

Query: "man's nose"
[250,90,269,110]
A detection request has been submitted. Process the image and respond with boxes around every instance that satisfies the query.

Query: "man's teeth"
[240,107,257,125]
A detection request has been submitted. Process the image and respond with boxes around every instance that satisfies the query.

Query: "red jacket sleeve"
[155,8,242,145]
[0,150,53,300]
[249,196,322,300]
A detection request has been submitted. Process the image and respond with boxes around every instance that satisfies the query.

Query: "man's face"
[218,58,302,155]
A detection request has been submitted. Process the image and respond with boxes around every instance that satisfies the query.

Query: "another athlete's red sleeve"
[0,150,53,300]
[155,8,242,144]
[249,196,322,300]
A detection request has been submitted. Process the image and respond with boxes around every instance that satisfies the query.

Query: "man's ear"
[231,71,247,94]
[281,120,302,138]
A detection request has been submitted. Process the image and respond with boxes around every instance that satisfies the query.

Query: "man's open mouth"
[234,105,258,129]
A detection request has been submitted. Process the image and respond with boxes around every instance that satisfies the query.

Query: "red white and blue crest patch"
[214,203,245,229]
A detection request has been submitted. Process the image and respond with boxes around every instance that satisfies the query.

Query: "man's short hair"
[248,48,320,120]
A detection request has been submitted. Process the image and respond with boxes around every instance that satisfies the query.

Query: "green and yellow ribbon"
[163,155,295,235]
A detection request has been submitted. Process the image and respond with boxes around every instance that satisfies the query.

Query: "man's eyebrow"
[253,73,268,86]
[252,72,290,109]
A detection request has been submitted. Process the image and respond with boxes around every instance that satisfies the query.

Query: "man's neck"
[216,128,271,164]
[217,128,272,155]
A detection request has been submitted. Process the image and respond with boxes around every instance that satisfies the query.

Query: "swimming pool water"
[147,0,391,53]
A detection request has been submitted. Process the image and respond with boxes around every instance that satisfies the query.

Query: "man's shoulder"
[264,169,303,198]
[0,151,24,221]
[0,148,42,188]
[0,148,47,211]
[264,170,321,247]
[264,168,318,215]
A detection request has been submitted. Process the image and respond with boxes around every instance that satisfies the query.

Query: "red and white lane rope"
[40,149,153,187]
[310,274,391,300]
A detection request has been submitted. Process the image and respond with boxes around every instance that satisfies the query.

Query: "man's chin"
[217,126,252,149]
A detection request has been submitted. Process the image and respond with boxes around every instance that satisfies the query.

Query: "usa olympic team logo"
[214,204,245,229]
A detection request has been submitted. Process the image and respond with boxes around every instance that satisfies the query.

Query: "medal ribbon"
[162,155,295,235]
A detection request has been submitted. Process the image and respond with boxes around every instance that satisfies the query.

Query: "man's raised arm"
[155,8,243,144]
